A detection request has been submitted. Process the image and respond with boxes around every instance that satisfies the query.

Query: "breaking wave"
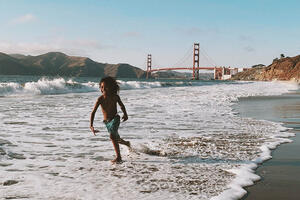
[0,78,97,96]
[0,77,221,96]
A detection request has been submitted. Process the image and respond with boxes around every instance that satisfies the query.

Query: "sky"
[0,0,300,70]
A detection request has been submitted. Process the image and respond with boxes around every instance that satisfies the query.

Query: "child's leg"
[111,137,122,162]
[118,138,131,147]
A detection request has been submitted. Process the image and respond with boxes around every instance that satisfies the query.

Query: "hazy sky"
[1,0,300,70]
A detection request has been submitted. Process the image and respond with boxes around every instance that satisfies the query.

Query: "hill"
[231,55,300,81]
[0,52,146,78]
[0,52,206,79]
[0,52,38,75]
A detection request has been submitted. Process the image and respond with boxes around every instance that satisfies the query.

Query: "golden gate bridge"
[146,43,243,80]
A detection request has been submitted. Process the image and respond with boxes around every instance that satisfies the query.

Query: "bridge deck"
[149,67,215,72]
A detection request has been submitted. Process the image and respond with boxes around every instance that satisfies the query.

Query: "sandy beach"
[235,90,300,200]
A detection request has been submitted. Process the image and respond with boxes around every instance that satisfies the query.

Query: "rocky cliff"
[232,55,300,81]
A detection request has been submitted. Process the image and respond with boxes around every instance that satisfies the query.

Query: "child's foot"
[111,157,122,164]
[126,141,133,151]
[126,141,131,147]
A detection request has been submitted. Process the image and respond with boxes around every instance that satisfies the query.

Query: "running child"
[90,76,130,163]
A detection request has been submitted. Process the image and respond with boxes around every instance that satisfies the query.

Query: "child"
[90,76,131,163]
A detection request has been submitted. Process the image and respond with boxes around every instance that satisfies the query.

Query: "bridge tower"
[193,43,200,80]
[146,54,152,79]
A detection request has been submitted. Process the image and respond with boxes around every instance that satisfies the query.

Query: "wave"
[0,77,218,96]
[0,78,97,96]
[2,76,294,97]
[118,80,193,90]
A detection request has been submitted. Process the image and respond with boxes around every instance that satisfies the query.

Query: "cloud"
[63,39,105,50]
[0,39,107,57]
[11,14,36,24]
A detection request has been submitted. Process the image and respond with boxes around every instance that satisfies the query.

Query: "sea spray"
[0,77,97,96]
[0,77,218,96]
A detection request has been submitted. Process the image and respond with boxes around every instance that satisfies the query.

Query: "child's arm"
[90,97,101,135]
[117,95,128,122]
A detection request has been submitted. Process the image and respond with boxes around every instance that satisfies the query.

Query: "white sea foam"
[118,80,163,89]
[0,77,219,96]
[0,78,298,200]
[0,77,97,96]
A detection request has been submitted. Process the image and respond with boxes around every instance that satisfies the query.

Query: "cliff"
[0,52,146,78]
[231,55,300,81]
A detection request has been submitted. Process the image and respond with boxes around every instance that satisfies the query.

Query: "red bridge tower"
[146,54,152,79]
[193,43,200,80]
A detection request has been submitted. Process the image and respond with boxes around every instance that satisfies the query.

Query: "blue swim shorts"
[104,115,120,140]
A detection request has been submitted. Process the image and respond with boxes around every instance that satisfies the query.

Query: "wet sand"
[234,91,300,200]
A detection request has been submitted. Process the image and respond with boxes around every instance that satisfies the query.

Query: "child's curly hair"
[100,76,120,95]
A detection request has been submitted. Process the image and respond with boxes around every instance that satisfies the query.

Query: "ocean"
[0,75,298,200]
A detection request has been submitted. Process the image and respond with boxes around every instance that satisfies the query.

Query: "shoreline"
[233,91,300,199]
